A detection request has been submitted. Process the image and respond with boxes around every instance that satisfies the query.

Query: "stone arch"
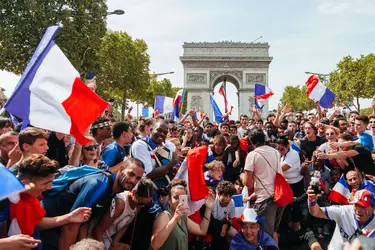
[210,72,241,92]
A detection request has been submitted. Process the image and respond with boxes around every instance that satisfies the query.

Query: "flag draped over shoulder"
[4,26,108,144]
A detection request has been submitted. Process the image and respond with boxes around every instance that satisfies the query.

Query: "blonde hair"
[206,160,224,171]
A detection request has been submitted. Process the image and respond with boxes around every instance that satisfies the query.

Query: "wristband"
[308,200,317,207]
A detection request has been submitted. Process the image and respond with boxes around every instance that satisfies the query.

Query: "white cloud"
[317,0,375,15]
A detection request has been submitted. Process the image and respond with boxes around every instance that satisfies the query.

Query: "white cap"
[241,208,259,223]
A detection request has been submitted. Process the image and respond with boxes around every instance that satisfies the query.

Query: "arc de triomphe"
[180,42,273,120]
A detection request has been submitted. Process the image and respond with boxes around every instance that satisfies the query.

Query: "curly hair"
[217,181,236,196]
[18,154,58,179]
[206,160,224,172]
[212,135,226,147]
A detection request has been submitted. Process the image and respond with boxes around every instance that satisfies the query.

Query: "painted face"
[118,164,144,191]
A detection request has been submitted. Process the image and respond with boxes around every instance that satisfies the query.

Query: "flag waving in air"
[306,75,336,109]
[218,83,229,113]
[254,84,274,109]
[4,26,108,145]
[171,88,185,121]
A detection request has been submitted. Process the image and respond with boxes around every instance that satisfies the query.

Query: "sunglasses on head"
[83,145,99,151]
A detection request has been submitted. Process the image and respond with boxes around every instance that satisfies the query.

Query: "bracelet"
[203,215,210,221]
[309,201,317,207]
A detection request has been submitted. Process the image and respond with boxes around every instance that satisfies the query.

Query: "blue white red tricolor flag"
[171,89,185,121]
[154,96,174,114]
[232,194,245,217]
[0,167,27,202]
[254,84,274,109]
[329,175,350,205]
[4,26,108,145]
[306,75,336,109]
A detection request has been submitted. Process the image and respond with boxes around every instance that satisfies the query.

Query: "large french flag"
[174,146,209,216]
[210,95,223,123]
[0,167,28,202]
[171,89,185,121]
[154,95,174,114]
[306,75,336,109]
[254,84,274,109]
[328,175,350,205]
[4,26,108,145]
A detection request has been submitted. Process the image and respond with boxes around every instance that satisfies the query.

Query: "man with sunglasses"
[40,158,145,250]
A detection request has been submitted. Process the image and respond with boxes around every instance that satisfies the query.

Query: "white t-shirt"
[325,205,375,250]
[244,145,282,203]
[131,139,175,175]
[212,197,235,221]
[281,149,303,184]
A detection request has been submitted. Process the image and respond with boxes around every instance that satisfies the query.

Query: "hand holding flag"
[4,26,108,144]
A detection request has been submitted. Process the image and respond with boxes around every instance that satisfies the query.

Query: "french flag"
[232,194,245,217]
[254,84,274,109]
[306,75,336,109]
[0,167,28,202]
[174,146,209,216]
[171,89,185,121]
[4,26,108,145]
[329,175,350,205]
[154,95,174,114]
[195,111,205,120]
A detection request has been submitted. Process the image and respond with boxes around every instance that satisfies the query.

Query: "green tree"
[96,31,150,121]
[137,75,180,106]
[280,85,316,111]
[328,54,375,111]
[0,0,107,75]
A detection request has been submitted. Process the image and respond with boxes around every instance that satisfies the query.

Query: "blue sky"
[1,0,375,119]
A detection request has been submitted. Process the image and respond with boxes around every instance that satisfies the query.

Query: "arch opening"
[212,78,239,120]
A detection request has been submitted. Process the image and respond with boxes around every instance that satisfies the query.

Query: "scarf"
[10,193,45,235]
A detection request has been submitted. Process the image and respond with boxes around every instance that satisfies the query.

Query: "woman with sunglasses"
[93,178,154,249]
[275,136,304,232]
[68,136,109,171]
[151,179,215,250]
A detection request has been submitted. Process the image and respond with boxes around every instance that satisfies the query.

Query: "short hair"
[0,117,12,129]
[230,124,237,129]
[206,160,224,171]
[267,113,276,119]
[69,238,105,250]
[339,132,354,141]
[19,127,48,152]
[137,117,154,133]
[124,158,144,170]
[135,178,154,198]
[217,181,236,196]
[220,122,230,129]
[369,115,375,120]
[278,124,287,131]
[18,154,58,179]
[255,119,263,124]
[275,136,289,147]
[288,120,296,125]
[91,117,110,136]
[349,111,360,116]
[212,135,226,147]
[249,127,266,145]
[240,115,248,119]
[303,121,317,133]
[0,131,18,144]
[264,121,274,128]
[169,124,178,132]
[112,122,131,139]
[356,115,369,125]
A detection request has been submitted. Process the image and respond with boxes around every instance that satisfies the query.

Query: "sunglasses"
[83,145,99,151]
[326,132,335,136]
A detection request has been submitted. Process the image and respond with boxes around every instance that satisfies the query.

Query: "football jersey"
[325,205,375,250]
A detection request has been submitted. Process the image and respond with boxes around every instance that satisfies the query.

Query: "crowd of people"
[1,98,375,250]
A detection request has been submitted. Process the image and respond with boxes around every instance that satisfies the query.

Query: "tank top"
[159,210,188,250]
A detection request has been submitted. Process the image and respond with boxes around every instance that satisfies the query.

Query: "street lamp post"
[136,71,175,118]
[106,9,125,16]
[305,71,330,85]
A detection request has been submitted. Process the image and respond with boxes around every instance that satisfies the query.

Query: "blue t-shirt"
[359,132,374,152]
[101,142,128,168]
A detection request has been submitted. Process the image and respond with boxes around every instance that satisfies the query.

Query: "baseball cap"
[350,190,375,208]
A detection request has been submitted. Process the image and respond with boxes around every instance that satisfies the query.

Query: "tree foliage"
[0,0,107,75]
[280,85,316,111]
[136,75,180,107]
[328,54,375,111]
[96,31,150,120]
